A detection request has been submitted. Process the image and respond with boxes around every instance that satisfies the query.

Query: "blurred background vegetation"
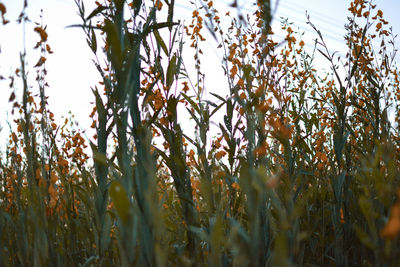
[1,0,400,266]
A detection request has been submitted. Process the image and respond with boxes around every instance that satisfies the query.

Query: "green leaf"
[109,180,130,224]
[209,101,225,118]
[333,130,349,163]
[90,145,107,166]
[103,19,123,70]
[86,5,107,21]
[166,96,178,119]
[182,93,200,114]
[243,64,253,83]
[332,171,346,204]
[100,212,112,254]
[81,256,99,267]
[90,27,97,53]
[143,22,179,36]
[65,24,102,30]
[113,0,124,12]
[354,225,374,250]
[166,54,177,87]
[153,29,169,56]
[92,87,106,119]
[143,7,157,33]
[167,0,175,31]
[210,92,226,102]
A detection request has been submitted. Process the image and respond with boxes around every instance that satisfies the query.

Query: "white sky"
[0,0,399,146]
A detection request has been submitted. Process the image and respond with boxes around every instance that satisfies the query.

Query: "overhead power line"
[277,0,345,29]
[174,2,347,58]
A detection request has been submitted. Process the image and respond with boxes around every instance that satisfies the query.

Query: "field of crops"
[1,0,400,266]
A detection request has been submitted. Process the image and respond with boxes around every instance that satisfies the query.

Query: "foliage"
[1,0,400,266]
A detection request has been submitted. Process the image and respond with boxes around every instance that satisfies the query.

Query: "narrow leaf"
[109,181,130,224]
[153,29,169,56]
[166,54,177,87]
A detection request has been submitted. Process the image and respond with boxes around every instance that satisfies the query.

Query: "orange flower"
[34,27,48,42]
[340,207,345,224]
[0,3,6,15]
[213,139,221,149]
[254,146,266,157]
[46,44,54,54]
[381,202,400,239]
[163,142,170,150]
[231,182,240,190]
[237,78,244,89]
[58,158,69,168]
[75,146,83,155]
[317,162,324,171]
[48,184,56,196]
[320,152,328,163]
[160,116,168,126]
[188,149,195,157]
[266,176,278,188]
[36,168,42,180]
[230,65,238,78]
[155,0,162,10]
[49,197,57,208]
[153,92,164,110]
[50,171,58,183]
[215,150,227,160]
[182,81,190,93]
[34,56,47,67]
[11,132,18,143]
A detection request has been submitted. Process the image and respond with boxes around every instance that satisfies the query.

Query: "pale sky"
[0,0,399,146]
